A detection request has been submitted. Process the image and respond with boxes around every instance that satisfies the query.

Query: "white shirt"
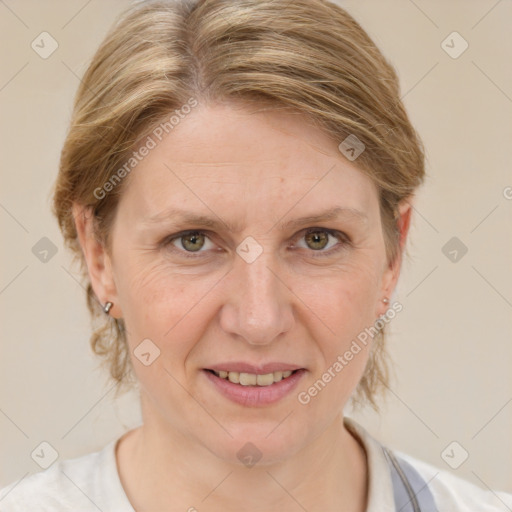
[1,417,511,511]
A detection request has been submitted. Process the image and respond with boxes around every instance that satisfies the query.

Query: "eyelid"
[300,227,349,242]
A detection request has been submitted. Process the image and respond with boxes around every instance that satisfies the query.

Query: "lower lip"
[203,369,306,407]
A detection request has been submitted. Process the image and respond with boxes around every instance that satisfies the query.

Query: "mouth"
[202,367,307,406]
[204,368,300,387]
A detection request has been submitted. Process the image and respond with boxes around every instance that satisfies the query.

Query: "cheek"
[293,266,380,408]
[117,258,178,331]
[291,256,382,392]
[114,255,220,352]
[114,258,214,398]
[295,257,382,336]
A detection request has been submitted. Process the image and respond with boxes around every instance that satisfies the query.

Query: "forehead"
[118,103,379,225]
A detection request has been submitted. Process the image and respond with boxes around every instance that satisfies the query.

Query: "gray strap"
[383,447,439,512]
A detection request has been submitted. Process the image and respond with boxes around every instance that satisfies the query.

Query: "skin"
[74,102,412,511]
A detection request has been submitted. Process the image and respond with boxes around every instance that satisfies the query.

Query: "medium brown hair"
[52,0,425,411]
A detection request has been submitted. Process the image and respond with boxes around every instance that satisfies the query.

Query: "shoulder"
[344,416,512,512]
[0,441,116,512]
[393,449,512,511]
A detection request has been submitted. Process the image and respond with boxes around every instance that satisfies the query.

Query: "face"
[77,102,408,466]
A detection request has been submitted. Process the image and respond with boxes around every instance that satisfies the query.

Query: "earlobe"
[72,203,120,317]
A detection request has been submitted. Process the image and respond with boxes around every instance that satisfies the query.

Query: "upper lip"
[205,362,305,374]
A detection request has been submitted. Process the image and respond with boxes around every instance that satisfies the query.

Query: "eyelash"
[161,228,351,259]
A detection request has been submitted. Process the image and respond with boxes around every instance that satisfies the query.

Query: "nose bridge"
[227,247,292,344]
[243,250,278,302]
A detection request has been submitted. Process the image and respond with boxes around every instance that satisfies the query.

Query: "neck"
[116,408,368,512]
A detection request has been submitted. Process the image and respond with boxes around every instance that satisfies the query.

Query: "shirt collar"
[344,416,396,512]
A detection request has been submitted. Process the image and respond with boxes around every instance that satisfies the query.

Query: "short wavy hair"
[52,0,425,411]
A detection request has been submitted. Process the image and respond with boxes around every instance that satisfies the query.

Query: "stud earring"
[103,301,113,314]
[382,297,390,304]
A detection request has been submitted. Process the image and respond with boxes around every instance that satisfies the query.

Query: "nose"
[219,249,294,346]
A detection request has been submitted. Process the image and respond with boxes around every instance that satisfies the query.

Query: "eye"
[162,227,349,259]
[293,228,349,256]
[165,231,215,256]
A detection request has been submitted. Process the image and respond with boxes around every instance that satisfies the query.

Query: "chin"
[203,423,309,468]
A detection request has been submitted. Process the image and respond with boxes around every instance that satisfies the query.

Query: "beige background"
[1,0,511,497]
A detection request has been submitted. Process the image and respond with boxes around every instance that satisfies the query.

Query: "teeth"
[228,372,240,384]
[240,373,257,385]
[212,369,296,386]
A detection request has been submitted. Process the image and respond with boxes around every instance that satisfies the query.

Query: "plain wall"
[1,0,511,495]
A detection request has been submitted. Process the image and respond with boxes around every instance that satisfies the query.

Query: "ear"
[376,196,414,317]
[72,203,121,318]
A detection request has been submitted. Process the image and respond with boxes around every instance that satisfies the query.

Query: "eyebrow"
[143,206,368,233]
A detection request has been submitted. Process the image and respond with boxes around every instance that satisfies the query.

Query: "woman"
[1,0,510,510]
